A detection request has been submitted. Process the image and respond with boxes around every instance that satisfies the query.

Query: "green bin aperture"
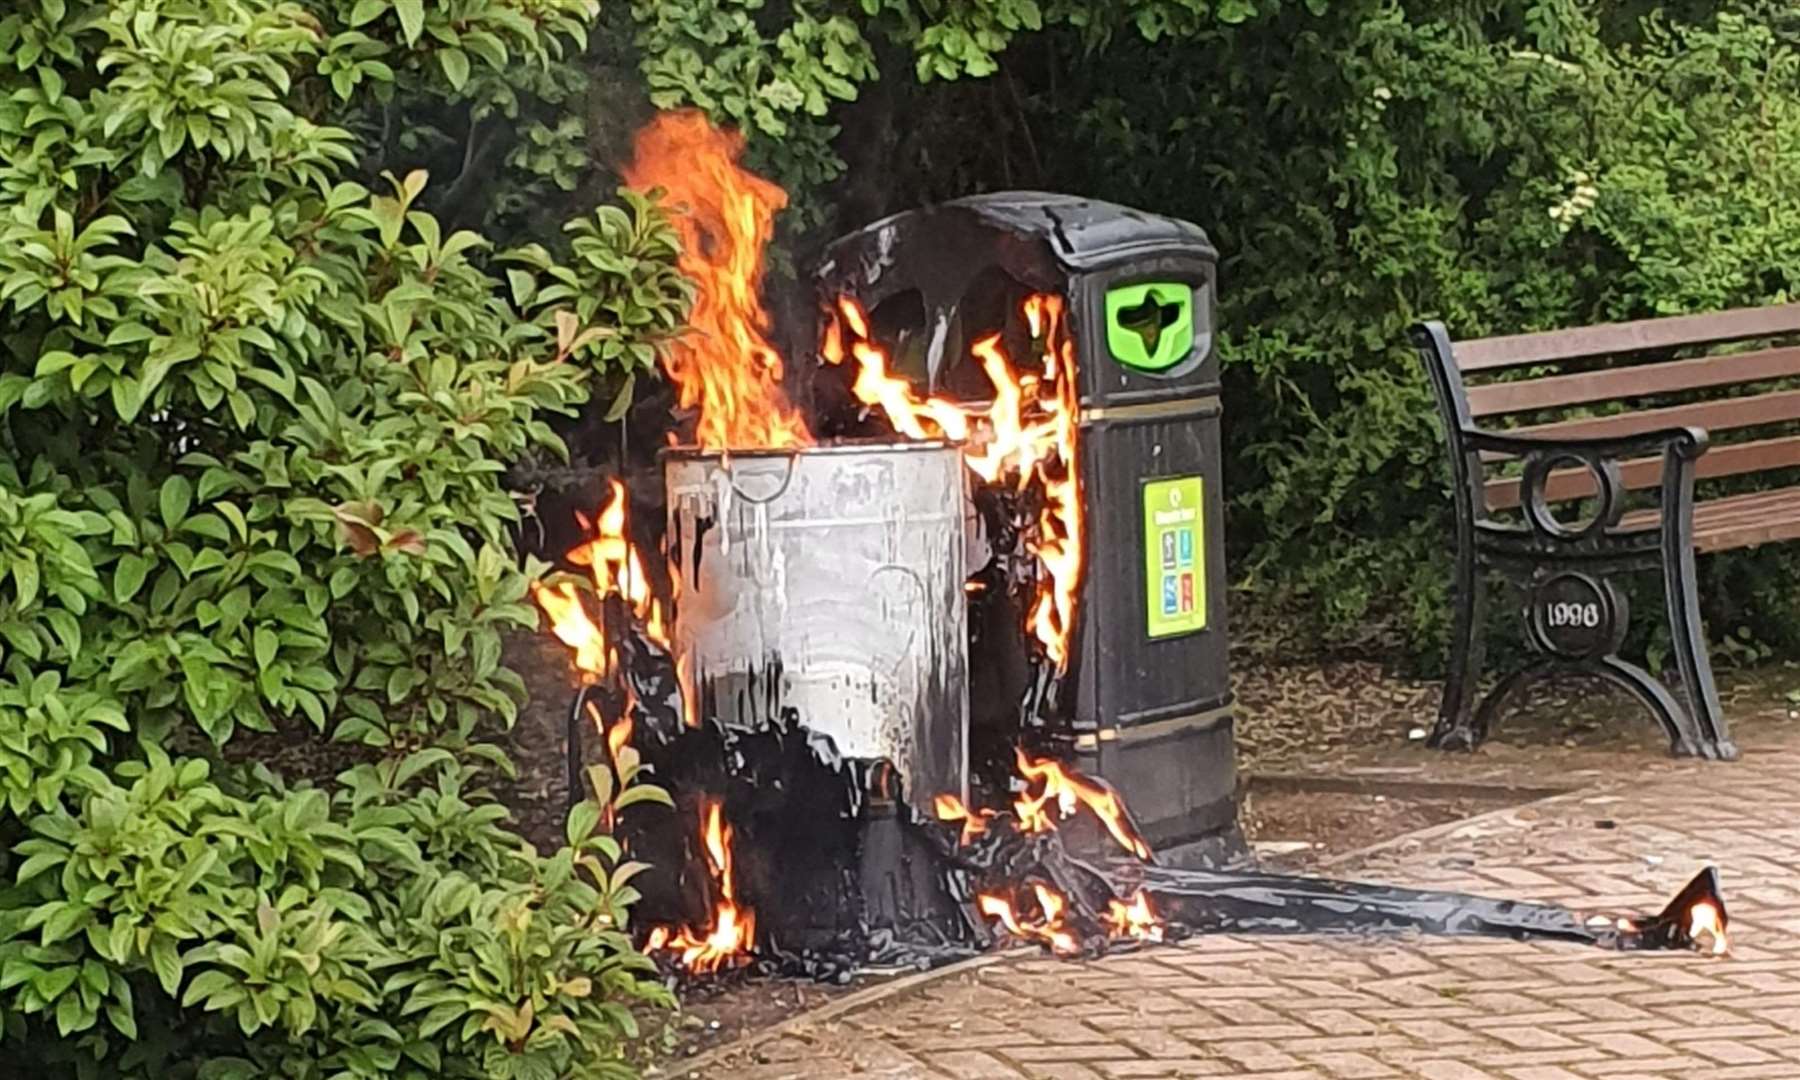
[1106,282,1194,372]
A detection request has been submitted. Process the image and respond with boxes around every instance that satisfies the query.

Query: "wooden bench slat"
[1688,488,1800,529]
[1618,487,1800,531]
[1465,345,1800,418]
[1504,387,1800,444]
[1454,304,1800,372]
[1618,488,1800,553]
[1696,516,1800,552]
[1484,434,1800,511]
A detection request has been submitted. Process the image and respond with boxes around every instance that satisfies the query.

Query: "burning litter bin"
[815,193,1237,862]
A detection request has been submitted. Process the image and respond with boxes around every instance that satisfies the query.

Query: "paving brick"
[1094,1060,1235,1077]
[1207,1040,1306,1071]
[926,1050,1030,1078]
[1484,1027,1581,1050]
[1684,1039,1780,1064]
[1022,1064,1109,1080]
[1577,1031,1671,1057]
[1412,1062,1507,1080]
[1107,1028,1204,1059]
[1499,1067,1595,1080]
[1300,1050,1398,1077]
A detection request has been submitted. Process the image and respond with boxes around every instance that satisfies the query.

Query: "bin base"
[1074,706,1240,864]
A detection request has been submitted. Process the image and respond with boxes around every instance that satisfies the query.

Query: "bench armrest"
[1464,425,1708,536]
[1463,424,1710,462]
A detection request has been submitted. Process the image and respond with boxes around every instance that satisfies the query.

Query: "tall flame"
[622,110,812,451]
[963,334,1040,484]
[645,799,756,973]
[568,481,668,642]
[1024,298,1083,669]
[824,293,1084,669]
[822,298,970,441]
[533,579,611,677]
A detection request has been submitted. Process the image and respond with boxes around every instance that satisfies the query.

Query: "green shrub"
[0,0,687,1074]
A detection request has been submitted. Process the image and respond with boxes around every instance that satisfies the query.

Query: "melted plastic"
[1120,862,1727,952]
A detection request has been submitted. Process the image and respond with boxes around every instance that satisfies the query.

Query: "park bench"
[1415,304,1800,762]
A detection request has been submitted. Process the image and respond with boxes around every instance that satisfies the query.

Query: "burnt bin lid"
[817,192,1216,288]
[947,192,1216,270]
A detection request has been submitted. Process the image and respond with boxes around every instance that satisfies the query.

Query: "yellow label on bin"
[1143,476,1206,639]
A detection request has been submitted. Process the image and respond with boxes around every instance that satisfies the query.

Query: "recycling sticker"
[1142,475,1207,639]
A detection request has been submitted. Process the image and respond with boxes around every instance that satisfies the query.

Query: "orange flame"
[601,701,634,765]
[645,800,756,972]
[571,481,668,640]
[823,298,970,442]
[962,334,1042,484]
[977,886,1078,955]
[1688,899,1729,955]
[534,480,671,678]
[622,110,811,451]
[933,793,995,845]
[1025,300,1082,670]
[825,294,1084,670]
[1105,891,1165,943]
[532,579,612,677]
[1014,750,1152,861]
[979,883,1165,953]
[675,651,700,730]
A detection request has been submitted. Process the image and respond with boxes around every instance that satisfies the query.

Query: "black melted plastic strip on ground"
[1118,861,1727,952]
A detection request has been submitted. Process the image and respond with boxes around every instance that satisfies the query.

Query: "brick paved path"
[698,726,1800,1079]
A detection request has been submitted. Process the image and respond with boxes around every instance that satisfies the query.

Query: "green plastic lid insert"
[1105,282,1194,372]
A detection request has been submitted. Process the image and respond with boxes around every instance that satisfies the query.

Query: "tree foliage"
[1020,0,1800,659]
[0,0,686,1075]
[617,0,1330,229]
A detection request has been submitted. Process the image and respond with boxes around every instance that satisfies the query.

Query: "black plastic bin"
[814,193,1238,863]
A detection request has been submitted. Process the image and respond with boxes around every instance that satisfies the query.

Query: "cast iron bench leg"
[1661,532,1738,760]
[1428,539,1487,751]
